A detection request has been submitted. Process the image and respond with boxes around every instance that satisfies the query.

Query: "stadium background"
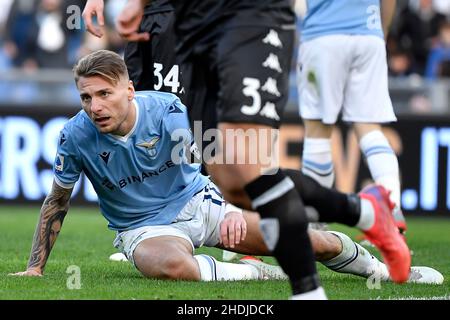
[0,0,449,301]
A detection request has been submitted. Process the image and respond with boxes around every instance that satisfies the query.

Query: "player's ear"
[128,80,135,101]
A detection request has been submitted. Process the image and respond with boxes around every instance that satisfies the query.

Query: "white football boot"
[239,256,288,280]
[371,259,444,284]
[407,266,444,285]
[109,252,128,262]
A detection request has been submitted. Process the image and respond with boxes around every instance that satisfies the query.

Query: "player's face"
[77,75,135,135]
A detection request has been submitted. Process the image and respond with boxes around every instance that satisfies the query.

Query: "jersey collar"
[109,99,140,143]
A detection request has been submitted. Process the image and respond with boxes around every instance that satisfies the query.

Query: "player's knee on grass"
[134,250,199,280]
[133,238,199,281]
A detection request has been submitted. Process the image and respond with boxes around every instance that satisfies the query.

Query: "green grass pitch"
[0,206,448,300]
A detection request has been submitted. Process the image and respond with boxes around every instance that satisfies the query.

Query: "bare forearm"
[380,0,396,39]
[27,182,72,272]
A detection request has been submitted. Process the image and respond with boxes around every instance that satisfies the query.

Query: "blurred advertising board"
[0,106,449,216]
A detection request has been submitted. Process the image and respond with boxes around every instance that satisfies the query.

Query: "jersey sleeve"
[163,99,201,164]
[53,127,82,188]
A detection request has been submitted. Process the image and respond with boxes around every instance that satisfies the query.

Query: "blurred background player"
[115,0,411,299]
[297,0,407,236]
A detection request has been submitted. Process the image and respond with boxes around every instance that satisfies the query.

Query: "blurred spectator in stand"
[409,94,433,113]
[425,21,450,79]
[0,0,14,71]
[392,0,447,75]
[27,0,73,69]
[3,0,39,70]
[437,60,450,77]
[388,50,415,78]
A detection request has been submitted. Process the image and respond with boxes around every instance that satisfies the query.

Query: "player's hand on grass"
[116,0,150,42]
[220,211,247,249]
[9,268,43,277]
[82,0,105,38]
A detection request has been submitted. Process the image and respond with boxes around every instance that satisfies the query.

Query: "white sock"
[360,130,401,207]
[322,231,389,281]
[291,287,327,300]
[356,197,375,230]
[193,254,260,281]
[302,138,334,188]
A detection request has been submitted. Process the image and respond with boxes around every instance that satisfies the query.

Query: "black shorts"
[181,22,295,132]
[124,10,184,96]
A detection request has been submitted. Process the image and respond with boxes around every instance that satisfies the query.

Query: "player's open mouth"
[95,117,110,125]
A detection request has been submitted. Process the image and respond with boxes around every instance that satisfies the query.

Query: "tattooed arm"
[11,180,73,276]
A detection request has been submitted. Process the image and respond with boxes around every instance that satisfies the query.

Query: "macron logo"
[168,105,183,114]
[59,133,66,145]
[99,151,111,165]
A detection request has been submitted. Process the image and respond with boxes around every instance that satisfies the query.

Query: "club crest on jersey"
[136,136,160,158]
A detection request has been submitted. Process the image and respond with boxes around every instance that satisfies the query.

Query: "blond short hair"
[73,50,128,85]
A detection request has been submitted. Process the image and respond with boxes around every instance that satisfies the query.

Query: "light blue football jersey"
[54,91,209,231]
[301,0,384,42]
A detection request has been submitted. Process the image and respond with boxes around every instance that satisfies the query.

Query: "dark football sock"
[245,170,320,294]
[284,169,360,226]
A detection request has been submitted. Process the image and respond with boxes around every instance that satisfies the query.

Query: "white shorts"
[113,182,225,266]
[297,34,397,124]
